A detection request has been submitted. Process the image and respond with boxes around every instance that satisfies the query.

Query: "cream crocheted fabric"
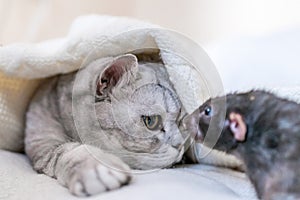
[0,74,39,151]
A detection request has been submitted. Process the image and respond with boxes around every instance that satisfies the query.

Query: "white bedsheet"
[0,150,256,200]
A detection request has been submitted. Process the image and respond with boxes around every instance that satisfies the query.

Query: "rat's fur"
[185,90,300,200]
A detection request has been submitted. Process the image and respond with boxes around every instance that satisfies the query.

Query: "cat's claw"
[68,157,131,196]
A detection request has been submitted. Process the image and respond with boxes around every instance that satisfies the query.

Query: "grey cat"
[25,54,186,196]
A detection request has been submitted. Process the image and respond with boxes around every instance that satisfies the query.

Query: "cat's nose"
[182,111,200,140]
[164,124,185,149]
[170,134,184,149]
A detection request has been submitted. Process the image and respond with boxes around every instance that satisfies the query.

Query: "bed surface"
[0,150,256,200]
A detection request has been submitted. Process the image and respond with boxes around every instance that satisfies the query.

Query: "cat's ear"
[229,112,247,142]
[97,54,138,96]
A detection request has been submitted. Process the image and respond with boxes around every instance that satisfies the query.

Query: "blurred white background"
[0,0,300,46]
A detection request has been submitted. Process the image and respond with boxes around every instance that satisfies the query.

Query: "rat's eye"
[204,106,212,116]
[142,115,163,131]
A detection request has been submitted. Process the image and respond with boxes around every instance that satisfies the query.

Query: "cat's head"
[94,54,187,169]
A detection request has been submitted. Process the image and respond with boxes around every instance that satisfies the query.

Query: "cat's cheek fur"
[95,102,116,129]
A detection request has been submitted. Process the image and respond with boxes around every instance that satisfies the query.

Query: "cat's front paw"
[68,156,131,196]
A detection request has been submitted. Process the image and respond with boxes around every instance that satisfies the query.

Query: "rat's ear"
[229,112,247,142]
[97,54,138,96]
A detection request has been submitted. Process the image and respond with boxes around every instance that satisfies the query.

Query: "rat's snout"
[183,110,205,142]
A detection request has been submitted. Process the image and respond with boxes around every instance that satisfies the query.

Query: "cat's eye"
[204,106,212,116]
[142,115,163,131]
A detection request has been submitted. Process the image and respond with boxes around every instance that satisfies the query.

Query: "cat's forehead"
[134,64,158,88]
[128,63,181,113]
[131,83,181,114]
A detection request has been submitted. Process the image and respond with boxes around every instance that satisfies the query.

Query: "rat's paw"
[68,156,131,196]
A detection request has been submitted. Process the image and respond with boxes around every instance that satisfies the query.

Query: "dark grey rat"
[184,90,300,200]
